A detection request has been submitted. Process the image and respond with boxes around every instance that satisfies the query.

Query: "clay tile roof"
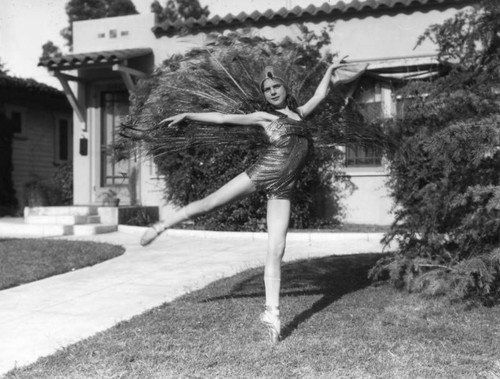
[152,0,473,36]
[38,48,153,70]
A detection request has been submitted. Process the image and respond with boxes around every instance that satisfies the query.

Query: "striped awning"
[38,48,153,71]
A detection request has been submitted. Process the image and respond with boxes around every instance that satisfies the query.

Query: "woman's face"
[262,78,287,109]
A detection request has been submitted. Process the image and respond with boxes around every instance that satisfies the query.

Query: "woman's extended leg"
[140,172,256,246]
[260,198,291,343]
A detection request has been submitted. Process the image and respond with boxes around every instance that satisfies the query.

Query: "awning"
[38,48,153,71]
[362,56,445,82]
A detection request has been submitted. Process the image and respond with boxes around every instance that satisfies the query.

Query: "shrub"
[24,162,73,207]
[370,1,500,304]
[53,161,73,205]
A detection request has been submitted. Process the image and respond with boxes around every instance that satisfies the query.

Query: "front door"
[99,91,130,202]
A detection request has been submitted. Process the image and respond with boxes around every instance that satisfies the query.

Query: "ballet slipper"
[140,222,166,246]
[260,306,281,344]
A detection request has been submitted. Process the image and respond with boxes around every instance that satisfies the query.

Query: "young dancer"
[140,61,355,343]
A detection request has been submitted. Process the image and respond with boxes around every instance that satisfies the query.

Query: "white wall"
[73,14,157,53]
[343,174,394,225]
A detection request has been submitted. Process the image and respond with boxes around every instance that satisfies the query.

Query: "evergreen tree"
[40,41,63,63]
[370,0,500,304]
[150,0,209,24]
[0,58,8,76]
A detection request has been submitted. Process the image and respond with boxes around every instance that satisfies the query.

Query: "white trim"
[349,54,439,68]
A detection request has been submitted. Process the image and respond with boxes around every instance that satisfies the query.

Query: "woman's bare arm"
[160,111,276,128]
[297,59,347,119]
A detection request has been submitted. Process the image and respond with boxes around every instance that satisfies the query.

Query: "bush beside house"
[371,1,500,303]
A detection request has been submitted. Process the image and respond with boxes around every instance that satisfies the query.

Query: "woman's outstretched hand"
[329,55,349,71]
[159,113,186,128]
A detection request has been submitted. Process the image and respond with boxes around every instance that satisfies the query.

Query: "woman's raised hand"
[329,55,349,71]
[159,113,186,127]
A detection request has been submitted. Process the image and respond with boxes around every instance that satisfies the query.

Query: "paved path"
[0,228,389,376]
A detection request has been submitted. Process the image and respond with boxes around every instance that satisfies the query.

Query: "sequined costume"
[246,113,311,199]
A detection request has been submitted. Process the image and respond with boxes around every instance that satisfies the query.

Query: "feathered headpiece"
[258,66,288,93]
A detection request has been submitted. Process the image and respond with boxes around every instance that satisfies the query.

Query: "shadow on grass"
[200,252,386,341]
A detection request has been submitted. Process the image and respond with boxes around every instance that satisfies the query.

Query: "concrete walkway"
[0,227,389,376]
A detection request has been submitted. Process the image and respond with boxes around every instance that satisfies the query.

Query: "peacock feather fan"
[118,32,388,161]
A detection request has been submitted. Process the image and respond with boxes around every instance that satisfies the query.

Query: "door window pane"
[100,91,129,186]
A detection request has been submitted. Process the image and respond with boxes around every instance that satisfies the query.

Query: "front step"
[73,224,118,236]
[6,206,119,237]
[24,206,98,217]
[0,220,72,238]
[0,222,118,238]
[25,214,102,225]
[26,215,89,225]
[0,206,159,238]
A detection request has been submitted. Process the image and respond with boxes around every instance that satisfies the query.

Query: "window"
[5,106,25,136]
[54,116,71,162]
[109,29,117,38]
[58,119,69,161]
[346,145,383,166]
[345,79,387,167]
[11,111,22,134]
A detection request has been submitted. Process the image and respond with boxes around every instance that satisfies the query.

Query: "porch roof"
[38,48,153,71]
[152,0,475,37]
[38,48,153,124]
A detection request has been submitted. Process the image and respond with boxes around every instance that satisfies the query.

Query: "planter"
[98,206,159,226]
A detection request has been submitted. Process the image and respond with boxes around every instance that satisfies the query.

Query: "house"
[38,0,476,225]
[0,75,72,213]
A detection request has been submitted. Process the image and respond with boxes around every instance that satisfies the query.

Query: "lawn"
[0,238,125,290]
[5,253,500,379]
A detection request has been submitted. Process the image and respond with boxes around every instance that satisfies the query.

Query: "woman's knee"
[267,238,286,259]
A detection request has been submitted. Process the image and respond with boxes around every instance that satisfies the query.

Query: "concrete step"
[25,215,89,225]
[25,214,103,226]
[87,215,101,224]
[73,224,118,236]
[0,220,117,238]
[0,221,72,238]
[24,206,99,218]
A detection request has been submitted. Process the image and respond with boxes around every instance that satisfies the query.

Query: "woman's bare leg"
[141,172,256,245]
[162,172,256,228]
[264,199,290,308]
[260,198,290,343]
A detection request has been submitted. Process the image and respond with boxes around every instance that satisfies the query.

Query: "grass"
[5,253,500,379]
[0,238,125,290]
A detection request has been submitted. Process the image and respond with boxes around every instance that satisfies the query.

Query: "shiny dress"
[246,113,312,199]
